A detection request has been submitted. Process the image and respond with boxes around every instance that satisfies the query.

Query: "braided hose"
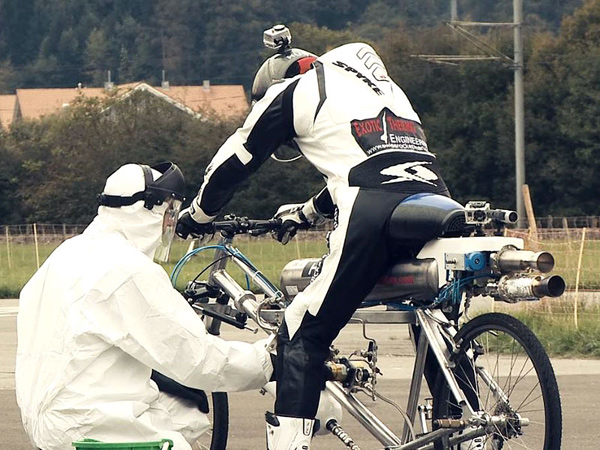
[326,420,362,450]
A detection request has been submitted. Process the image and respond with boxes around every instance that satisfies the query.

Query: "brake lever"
[249,219,282,236]
[191,302,257,332]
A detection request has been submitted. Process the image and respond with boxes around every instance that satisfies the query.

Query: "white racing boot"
[266,412,314,450]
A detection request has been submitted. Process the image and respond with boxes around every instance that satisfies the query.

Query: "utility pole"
[450,0,458,22]
[414,1,526,225]
[514,0,526,226]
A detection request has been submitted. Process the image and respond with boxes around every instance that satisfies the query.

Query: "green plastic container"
[72,439,173,450]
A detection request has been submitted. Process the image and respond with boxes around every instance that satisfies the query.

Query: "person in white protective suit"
[175,25,462,450]
[15,162,273,450]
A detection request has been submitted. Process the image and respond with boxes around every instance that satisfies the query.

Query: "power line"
[415,0,527,225]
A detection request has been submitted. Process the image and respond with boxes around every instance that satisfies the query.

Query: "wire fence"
[1,221,599,327]
[501,226,600,328]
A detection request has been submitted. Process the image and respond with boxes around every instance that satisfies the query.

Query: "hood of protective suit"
[86,164,168,259]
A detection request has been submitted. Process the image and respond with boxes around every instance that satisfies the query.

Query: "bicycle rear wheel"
[433,312,561,449]
[193,392,229,450]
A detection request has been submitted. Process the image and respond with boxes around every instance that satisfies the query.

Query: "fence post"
[187,239,196,255]
[5,226,12,270]
[573,227,587,330]
[295,235,302,260]
[33,223,40,269]
[522,184,538,249]
[562,217,571,252]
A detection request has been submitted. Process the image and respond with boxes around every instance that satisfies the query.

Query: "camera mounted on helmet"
[263,24,293,53]
[251,25,317,103]
[97,162,186,210]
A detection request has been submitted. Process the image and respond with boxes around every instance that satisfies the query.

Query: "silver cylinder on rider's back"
[491,248,555,273]
[279,258,438,303]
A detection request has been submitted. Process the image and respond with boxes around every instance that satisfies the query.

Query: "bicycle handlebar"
[210,216,282,236]
[208,215,313,237]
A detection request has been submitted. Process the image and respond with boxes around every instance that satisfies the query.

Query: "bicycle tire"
[193,392,229,450]
[432,312,561,450]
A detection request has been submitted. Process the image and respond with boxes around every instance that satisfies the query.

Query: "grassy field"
[495,302,600,358]
[0,235,329,298]
[2,234,600,357]
[1,234,598,296]
[540,238,600,291]
[164,237,328,292]
[0,241,59,298]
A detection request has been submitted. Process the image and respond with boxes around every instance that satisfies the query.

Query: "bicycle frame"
[187,232,522,450]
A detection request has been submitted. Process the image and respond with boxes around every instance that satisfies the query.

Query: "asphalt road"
[2,299,599,449]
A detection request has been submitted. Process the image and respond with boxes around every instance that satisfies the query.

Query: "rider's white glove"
[272,198,326,245]
[176,199,217,241]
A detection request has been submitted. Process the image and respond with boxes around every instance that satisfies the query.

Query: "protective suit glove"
[176,208,215,240]
[272,198,324,245]
[151,370,210,414]
[253,335,276,383]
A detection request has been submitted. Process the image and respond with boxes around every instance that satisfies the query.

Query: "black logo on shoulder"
[332,61,383,95]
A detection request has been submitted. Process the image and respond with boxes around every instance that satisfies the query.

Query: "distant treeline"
[0,0,599,224]
[0,0,583,90]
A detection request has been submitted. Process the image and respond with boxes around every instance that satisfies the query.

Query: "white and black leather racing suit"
[190,43,450,419]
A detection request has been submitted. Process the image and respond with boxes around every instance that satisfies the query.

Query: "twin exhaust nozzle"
[489,247,566,301]
[493,273,566,302]
[491,248,556,274]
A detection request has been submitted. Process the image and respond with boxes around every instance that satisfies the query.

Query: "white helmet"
[97,162,186,262]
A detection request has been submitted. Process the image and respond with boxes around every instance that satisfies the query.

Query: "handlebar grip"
[211,218,282,235]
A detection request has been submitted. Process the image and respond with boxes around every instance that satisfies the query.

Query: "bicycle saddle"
[387,193,466,242]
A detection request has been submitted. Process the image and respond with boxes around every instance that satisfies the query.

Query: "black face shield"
[97,161,186,210]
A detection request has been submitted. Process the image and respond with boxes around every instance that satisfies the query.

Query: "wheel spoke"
[506,359,536,399]
[502,336,518,395]
[431,314,561,450]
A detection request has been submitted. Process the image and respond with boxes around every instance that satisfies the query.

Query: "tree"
[85,29,112,86]
[524,0,600,215]
[288,23,363,55]
[7,93,245,224]
[378,25,516,208]
[0,134,23,223]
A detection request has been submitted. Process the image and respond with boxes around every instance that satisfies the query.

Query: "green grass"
[0,236,328,298]
[3,235,600,358]
[0,241,61,298]
[3,235,598,297]
[540,239,600,290]
[1,235,599,294]
[165,237,328,291]
[506,305,600,358]
[488,298,600,358]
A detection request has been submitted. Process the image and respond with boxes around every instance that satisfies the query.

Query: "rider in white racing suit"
[176,37,450,449]
[16,163,272,450]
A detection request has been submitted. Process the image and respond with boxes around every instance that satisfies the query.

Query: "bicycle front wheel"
[433,312,561,450]
[193,392,229,450]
